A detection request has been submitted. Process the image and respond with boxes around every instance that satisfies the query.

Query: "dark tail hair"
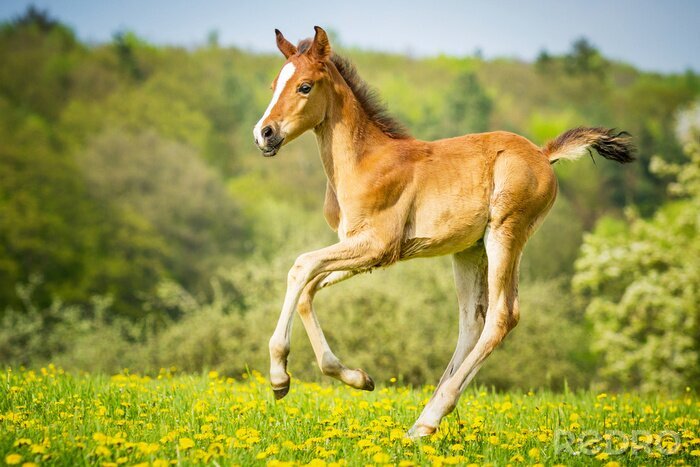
[543,127,635,164]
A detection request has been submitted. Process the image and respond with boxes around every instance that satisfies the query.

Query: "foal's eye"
[298,83,313,95]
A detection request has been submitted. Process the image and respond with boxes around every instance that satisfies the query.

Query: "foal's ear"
[311,26,331,60]
[275,29,297,58]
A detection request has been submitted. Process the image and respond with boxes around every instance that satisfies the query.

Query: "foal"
[253,27,634,437]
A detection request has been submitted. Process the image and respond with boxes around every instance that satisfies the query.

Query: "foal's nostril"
[261,125,274,139]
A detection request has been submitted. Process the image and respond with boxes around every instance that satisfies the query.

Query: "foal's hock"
[253,26,635,438]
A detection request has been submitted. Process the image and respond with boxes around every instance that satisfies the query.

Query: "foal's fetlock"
[341,368,375,391]
[321,352,374,391]
[406,422,438,439]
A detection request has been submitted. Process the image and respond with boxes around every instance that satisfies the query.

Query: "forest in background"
[1,8,699,392]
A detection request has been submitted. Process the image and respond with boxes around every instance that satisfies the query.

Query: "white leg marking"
[254,62,296,143]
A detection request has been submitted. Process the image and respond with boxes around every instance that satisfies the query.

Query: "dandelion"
[94,445,111,457]
[372,452,391,464]
[5,454,22,465]
[178,437,195,451]
[421,445,436,455]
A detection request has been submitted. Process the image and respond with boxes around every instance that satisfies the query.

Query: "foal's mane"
[297,39,411,139]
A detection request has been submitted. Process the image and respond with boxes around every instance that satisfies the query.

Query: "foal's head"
[254,27,333,157]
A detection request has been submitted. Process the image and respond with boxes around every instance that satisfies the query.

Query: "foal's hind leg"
[296,271,374,393]
[409,225,524,437]
[433,246,487,392]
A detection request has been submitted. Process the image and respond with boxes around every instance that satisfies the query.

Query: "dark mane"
[296,39,411,139]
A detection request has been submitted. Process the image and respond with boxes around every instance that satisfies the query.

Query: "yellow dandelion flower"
[30,445,46,454]
[5,454,22,465]
[357,439,374,449]
[94,445,111,457]
[488,435,499,445]
[422,445,436,455]
[450,444,464,452]
[509,453,524,462]
[604,462,621,467]
[178,437,195,451]
[595,452,609,461]
[690,449,700,456]
[528,447,540,459]
[22,462,38,467]
[372,452,391,464]
[398,461,416,467]
[137,442,159,454]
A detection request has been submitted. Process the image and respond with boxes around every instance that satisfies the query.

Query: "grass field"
[1,366,699,466]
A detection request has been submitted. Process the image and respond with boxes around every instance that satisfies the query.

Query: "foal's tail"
[543,127,635,165]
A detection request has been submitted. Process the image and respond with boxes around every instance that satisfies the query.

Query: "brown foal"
[253,27,634,437]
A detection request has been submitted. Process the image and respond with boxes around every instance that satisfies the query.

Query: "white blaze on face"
[254,62,296,144]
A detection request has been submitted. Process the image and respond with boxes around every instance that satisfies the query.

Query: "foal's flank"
[253,26,635,438]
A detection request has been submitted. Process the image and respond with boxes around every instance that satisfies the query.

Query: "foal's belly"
[400,192,490,259]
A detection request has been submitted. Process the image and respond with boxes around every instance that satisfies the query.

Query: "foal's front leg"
[268,236,384,398]
[296,271,375,392]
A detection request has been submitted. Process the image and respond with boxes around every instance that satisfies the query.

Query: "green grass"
[1,366,699,466]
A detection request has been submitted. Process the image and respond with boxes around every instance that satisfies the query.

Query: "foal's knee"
[287,252,317,287]
[320,351,343,377]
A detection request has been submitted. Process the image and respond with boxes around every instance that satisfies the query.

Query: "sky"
[1,0,698,73]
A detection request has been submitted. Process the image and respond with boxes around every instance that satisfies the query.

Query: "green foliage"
[80,129,246,296]
[573,140,700,392]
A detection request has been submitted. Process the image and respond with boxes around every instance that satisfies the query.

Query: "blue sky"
[1,0,698,73]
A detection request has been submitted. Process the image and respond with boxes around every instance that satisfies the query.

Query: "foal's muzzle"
[255,124,284,157]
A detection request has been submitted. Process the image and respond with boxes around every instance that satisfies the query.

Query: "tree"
[444,72,492,137]
[573,136,700,392]
[80,129,247,296]
[564,38,606,77]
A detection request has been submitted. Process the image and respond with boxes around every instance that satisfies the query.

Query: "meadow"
[1,366,699,466]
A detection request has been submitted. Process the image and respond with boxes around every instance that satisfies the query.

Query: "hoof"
[406,423,437,440]
[360,370,374,391]
[272,385,290,400]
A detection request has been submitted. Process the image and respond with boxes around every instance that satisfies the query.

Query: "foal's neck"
[313,69,390,191]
